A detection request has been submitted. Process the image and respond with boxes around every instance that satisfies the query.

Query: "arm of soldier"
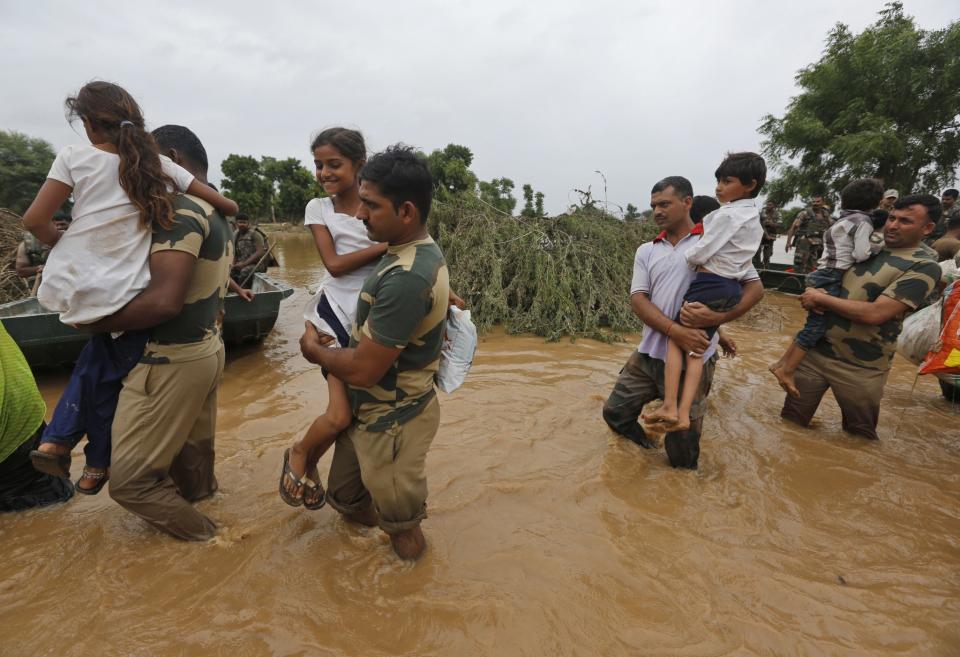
[14,243,39,278]
[784,216,802,252]
[308,224,387,278]
[800,289,909,326]
[234,231,267,268]
[86,250,197,332]
[300,323,401,388]
[21,180,73,246]
[228,277,254,301]
[679,279,764,328]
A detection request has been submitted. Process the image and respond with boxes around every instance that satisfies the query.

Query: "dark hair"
[714,152,766,198]
[893,193,942,223]
[53,212,72,223]
[359,144,433,222]
[235,213,250,222]
[66,81,175,231]
[690,195,720,224]
[840,178,884,211]
[869,208,889,230]
[152,124,208,173]
[947,214,960,230]
[311,127,366,166]
[943,188,959,199]
[650,176,693,199]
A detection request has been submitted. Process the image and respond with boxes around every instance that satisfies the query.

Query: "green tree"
[760,3,960,200]
[624,203,641,221]
[221,154,273,219]
[427,144,478,198]
[534,191,545,218]
[0,130,57,214]
[262,156,322,221]
[521,184,536,218]
[479,177,516,214]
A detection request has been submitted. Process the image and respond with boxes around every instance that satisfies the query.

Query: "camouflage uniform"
[110,194,234,541]
[753,207,781,269]
[928,205,960,246]
[326,237,450,534]
[791,206,832,274]
[781,244,940,440]
[19,233,51,287]
[231,227,267,286]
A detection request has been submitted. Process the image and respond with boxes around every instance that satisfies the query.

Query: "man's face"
[236,219,250,233]
[881,195,896,210]
[357,180,405,243]
[942,194,956,211]
[649,187,691,231]
[765,201,775,210]
[53,219,70,232]
[884,205,934,248]
[811,196,823,209]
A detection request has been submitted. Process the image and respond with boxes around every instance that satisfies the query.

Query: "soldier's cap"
[883,189,899,199]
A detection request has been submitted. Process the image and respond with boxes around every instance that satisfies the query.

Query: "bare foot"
[642,407,678,426]
[669,416,691,432]
[390,525,426,560]
[769,364,800,398]
[282,441,311,501]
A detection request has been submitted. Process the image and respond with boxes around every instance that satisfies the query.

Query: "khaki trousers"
[109,347,224,540]
[327,396,440,534]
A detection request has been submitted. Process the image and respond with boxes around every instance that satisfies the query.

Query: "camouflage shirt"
[140,194,234,364]
[234,228,267,267]
[814,244,941,371]
[794,206,832,242]
[760,208,781,243]
[348,236,450,432]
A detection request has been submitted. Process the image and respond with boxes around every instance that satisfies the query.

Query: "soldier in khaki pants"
[299,146,449,560]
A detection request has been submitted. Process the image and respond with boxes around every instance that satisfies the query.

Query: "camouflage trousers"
[602,351,716,469]
[753,242,774,269]
[792,238,823,274]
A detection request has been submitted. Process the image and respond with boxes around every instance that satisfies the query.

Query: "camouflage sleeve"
[881,261,941,310]
[253,230,267,250]
[363,269,432,349]
[151,208,208,258]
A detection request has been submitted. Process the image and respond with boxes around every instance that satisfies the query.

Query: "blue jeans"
[795,267,845,350]
[41,331,149,469]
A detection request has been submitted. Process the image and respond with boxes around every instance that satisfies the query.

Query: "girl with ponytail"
[22,80,238,494]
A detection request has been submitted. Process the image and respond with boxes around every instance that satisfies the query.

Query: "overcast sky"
[1,0,955,215]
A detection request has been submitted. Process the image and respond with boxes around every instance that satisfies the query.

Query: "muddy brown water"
[2,232,958,657]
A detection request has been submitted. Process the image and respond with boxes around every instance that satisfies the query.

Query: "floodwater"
[2,231,958,657]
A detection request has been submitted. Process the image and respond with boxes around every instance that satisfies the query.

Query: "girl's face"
[313,144,360,196]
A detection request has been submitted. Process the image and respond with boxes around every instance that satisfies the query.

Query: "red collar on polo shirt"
[652,222,704,243]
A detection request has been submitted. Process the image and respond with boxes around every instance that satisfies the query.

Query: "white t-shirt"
[37,144,194,324]
[685,198,763,280]
[303,197,378,331]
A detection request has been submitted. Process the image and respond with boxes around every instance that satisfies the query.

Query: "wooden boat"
[0,273,294,369]
[758,262,808,295]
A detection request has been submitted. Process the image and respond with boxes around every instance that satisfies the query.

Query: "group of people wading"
[0,80,954,562]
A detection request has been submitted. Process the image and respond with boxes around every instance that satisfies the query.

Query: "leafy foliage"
[760,3,960,200]
[624,203,642,221]
[221,154,321,221]
[478,177,517,214]
[0,131,57,214]
[426,144,477,199]
[429,194,659,341]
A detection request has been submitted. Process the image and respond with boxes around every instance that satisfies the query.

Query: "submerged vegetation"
[430,194,659,341]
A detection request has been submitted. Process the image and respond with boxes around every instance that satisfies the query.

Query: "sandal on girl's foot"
[74,467,109,495]
[302,470,326,510]
[279,448,305,507]
[30,449,72,478]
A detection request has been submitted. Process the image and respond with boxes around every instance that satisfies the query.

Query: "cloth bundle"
[437,306,477,393]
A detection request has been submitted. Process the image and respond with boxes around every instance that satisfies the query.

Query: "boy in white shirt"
[769,178,885,396]
[643,152,766,431]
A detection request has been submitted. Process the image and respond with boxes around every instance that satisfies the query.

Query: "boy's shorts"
[681,272,742,338]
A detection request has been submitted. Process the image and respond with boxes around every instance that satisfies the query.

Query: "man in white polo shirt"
[602,176,764,469]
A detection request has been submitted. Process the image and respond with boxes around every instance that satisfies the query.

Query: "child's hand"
[317,332,336,347]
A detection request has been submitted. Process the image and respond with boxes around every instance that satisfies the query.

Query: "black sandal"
[74,467,109,495]
[302,469,326,510]
[30,449,72,478]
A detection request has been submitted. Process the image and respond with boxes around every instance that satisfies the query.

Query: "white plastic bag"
[437,305,477,393]
[897,300,942,365]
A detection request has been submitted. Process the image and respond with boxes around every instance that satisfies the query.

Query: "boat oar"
[239,240,276,289]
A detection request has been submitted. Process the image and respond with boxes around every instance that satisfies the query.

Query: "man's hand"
[784,242,793,253]
[718,331,737,358]
[679,302,725,329]
[670,325,710,357]
[799,287,828,314]
[237,288,254,302]
[449,289,467,310]
[300,322,331,364]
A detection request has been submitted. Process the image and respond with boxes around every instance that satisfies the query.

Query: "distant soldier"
[231,212,267,287]
[879,188,899,211]
[753,200,781,269]
[929,188,960,245]
[15,214,71,289]
[785,196,832,274]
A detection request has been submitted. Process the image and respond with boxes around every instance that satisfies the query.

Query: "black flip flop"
[74,467,109,496]
[279,448,305,507]
[302,470,326,510]
[30,450,72,478]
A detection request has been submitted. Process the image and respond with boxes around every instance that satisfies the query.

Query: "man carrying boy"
[601,176,763,469]
[780,194,942,440]
[299,145,448,560]
[91,125,232,540]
